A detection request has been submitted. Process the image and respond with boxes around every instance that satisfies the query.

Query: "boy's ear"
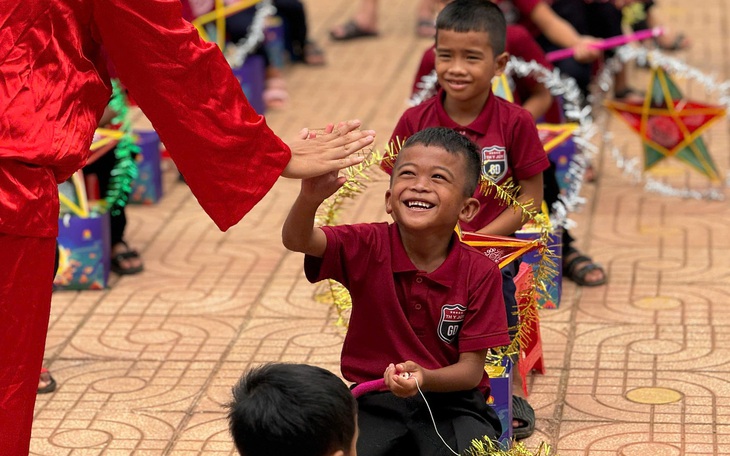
[459,197,480,223]
[494,51,510,76]
[384,189,394,215]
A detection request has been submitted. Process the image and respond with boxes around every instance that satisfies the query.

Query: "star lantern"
[604,67,726,180]
[456,225,541,269]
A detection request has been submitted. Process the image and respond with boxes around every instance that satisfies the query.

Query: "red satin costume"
[0,1,291,453]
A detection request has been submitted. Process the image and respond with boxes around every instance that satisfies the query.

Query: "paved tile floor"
[33,0,730,454]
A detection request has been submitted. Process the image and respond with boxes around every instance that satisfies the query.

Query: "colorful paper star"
[536,123,578,154]
[604,67,726,180]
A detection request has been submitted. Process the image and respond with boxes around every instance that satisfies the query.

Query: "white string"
[414,377,460,456]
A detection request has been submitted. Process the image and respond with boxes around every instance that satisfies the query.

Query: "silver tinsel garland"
[595,46,730,201]
[225,0,276,69]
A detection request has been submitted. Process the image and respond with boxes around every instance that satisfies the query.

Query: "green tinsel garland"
[102,79,139,216]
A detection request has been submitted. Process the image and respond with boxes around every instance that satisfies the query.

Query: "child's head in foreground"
[434,0,508,103]
[227,363,358,456]
[387,127,481,231]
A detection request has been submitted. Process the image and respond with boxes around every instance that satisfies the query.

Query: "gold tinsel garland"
[466,437,553,456]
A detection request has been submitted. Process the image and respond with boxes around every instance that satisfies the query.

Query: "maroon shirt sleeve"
[458,250,510,352]
[93,0,291,232]
[508,107,551,180]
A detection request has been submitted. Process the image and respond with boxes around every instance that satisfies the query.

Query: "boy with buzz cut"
[283,127,511,456]
[227,363,359,456]
[382,0,550,441]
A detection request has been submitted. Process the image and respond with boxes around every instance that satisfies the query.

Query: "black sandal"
[512,395,535,440]
[564,248,607,287]
[111,242,144,275]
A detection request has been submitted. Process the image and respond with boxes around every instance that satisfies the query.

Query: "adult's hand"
[282,120,375,179]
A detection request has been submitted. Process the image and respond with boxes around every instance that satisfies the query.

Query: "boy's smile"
[435,29,507,115]
[386,145,478,236]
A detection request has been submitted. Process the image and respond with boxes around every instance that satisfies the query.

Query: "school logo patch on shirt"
[481,146,507,182]
[438,304,466,343]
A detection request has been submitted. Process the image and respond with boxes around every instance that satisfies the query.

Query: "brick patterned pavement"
[34,0,730,454]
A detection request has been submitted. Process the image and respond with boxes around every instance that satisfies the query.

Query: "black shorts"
[356,388,501,456]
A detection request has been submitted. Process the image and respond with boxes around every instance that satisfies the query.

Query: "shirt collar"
[390,223,460,287]
[435,88,494,137]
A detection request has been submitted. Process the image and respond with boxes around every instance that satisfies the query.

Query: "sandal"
[614,87,645,103]
[111,241,144,275]
[38,368,57,394]
[512,395,535,440]
[303,40,326,66]
[563,247,607,287]
[329,20,378,41]
[654,32,690,52]
[416,18,435,38]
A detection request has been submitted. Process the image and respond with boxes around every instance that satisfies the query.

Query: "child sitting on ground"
[382,0,550,440]
[227,362,358,456]
[283,127,511,455]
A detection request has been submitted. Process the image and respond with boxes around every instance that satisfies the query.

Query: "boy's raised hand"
[384,361,424,398]
[300,170,347,203]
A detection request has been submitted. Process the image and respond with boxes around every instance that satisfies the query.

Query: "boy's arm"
[282,171,346,257]
[521,84,553,121]
[529,2,601,63]
[384,350,488,398]
[476,172,544,236]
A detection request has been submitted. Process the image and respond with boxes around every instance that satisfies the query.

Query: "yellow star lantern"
[456,225,541,270]
[604,67,726,180]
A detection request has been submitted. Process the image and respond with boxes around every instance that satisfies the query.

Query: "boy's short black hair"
[436,0,507,55]
[397,127,482,196]
[227,363,357,456]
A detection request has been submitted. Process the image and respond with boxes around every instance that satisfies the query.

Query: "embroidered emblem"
[438,304,466,343]
[481,146,507,182]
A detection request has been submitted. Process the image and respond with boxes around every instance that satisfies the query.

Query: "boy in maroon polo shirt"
[283,127,510,456]
[382,0,549,440]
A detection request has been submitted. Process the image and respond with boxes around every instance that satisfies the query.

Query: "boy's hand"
[573,36,602,63]
[384,361,425,398]
[282,120,375,179]
[300,171,346,203]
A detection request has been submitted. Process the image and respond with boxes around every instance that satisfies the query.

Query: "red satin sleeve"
[92,0,292,231]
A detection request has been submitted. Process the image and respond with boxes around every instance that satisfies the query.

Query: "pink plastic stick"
[351,379,387,398]
[546,27,664,62]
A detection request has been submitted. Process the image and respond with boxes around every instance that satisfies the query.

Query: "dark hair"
[227,363,357,456]
[396,127,481,196]
[436,0,507,55]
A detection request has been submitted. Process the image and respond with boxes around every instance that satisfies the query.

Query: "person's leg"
[0,234,56,455]
[357,392,412,456]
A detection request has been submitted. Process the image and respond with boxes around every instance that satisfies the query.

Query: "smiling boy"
[283,127,510,455]
[381,0,550,440]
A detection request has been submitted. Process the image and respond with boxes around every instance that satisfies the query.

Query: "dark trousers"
[357,389,500,456]
[82,147,127,247]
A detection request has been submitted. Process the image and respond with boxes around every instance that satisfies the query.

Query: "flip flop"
[512,395,535,440]
[38,368,57,394]
[416,18,435,38]
[329,20,378,41]
[303,40,326,66]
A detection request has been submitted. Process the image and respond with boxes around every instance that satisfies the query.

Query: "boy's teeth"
[407,201,433,209]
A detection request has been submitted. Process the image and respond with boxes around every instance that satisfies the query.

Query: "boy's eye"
[432,174,447,180]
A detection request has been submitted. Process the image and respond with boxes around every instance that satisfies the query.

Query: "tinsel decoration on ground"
[103,79,139,216]
[466,437,554,456]
[595,46,730,200]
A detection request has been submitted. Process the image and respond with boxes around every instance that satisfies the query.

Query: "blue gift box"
[549,136,577,193]
[515,227,563,309]
[54,213,111,290]
[232,54,266,115]
[486,358,513,447]
[130,129,163,204]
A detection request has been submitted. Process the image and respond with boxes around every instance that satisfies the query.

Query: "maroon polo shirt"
[305,222,509,394]
[385,90,550,232]
[494,0,542,37]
